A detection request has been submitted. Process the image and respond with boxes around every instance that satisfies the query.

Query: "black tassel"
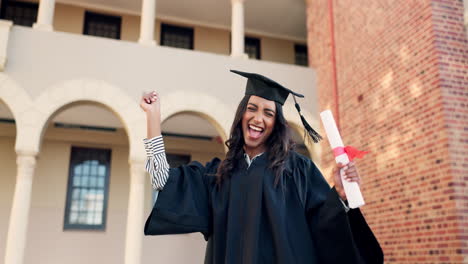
[293,96,322,143]
[300,114,322,143]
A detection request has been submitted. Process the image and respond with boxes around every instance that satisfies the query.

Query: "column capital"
[16,148,39,157]
[5,152,37,264]
[16,153,37,182]
[17,154,36,167]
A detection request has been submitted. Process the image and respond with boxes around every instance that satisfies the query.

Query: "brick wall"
[305,0,467,263]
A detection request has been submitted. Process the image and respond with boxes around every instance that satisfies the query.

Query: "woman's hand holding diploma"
[333,161,361,202]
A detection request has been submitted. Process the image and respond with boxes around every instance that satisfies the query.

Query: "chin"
[244,138,263,150]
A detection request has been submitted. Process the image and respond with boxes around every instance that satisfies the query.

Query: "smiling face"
[242,95,276,157]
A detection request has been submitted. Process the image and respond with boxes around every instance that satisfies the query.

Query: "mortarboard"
[230,70,322,143]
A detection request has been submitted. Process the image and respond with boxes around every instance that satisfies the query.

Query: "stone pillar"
[138,0,157,46]
[33,0,55,31]
[124,161,146,264]
[0,20,13,71]
[4,152,37,264]
[231,0,248,58]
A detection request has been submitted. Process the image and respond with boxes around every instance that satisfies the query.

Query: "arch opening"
[0,99,17,261]
[26,100,132,264]
[38,100,131,150]
[142,110,226,263]
[161,110,227,164]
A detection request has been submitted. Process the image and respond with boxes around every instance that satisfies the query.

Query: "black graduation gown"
[144,152,383,264]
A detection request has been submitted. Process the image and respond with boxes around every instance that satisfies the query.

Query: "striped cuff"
[143,135,165,157]
[143,135,170,190]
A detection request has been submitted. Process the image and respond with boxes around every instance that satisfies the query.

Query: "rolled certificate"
[320,110,365,208]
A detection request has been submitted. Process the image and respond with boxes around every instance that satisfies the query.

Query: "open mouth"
[248,124,264,139]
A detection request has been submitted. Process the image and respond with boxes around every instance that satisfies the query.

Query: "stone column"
[33,0,55,31]
[4,152,37,264]
[124,161,146,264]
[138,0,157,46]
[0,20,13,71]
[231,0,248,58]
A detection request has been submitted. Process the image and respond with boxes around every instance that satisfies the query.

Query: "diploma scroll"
[320,110,365,209]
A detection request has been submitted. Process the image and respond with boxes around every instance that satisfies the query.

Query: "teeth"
[249,125,263,132]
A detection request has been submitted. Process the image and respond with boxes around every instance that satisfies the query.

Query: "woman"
[141,70,383,264]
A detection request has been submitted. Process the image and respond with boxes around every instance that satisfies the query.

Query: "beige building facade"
[0,0,319,263]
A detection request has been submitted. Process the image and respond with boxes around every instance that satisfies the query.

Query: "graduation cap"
[230,70,322,143]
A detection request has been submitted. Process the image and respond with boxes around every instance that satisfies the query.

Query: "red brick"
[305,0,467,262]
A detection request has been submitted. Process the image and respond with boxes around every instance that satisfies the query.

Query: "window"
[295,44,309,66]
[83,11,121,40]
[245,37,261,59]
[0,0,38,27]
[64,147,111,230]
[161,23,194,50]
[152,153,190,203]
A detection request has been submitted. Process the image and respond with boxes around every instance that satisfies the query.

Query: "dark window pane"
[83,11,121,40]
[161,23,194,50]
[166,154,191,168]
[152,154,191,203]
[295,44,309,66]
[245,37,261,60]
[64,147,111,230]
[0,0,38,27]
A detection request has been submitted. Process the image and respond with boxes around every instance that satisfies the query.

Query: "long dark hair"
[216,95,295,186]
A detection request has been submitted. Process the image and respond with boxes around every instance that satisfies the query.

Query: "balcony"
[1,24,319,157]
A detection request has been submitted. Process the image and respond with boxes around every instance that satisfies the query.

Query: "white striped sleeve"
[143,135,170,190]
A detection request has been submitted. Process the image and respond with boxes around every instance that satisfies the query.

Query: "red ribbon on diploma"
[333,146,369,161]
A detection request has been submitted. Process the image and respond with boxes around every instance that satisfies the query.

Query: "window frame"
[245,36,261,60]
[294,43,309,66]
[83,11,122,40]
[160,23,194,50]
[63,146,112,231]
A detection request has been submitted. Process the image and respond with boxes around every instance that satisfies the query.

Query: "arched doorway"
[0,100,17,261]
[25,101,131,264]
[162,111,226,163]
[143,111,226,264]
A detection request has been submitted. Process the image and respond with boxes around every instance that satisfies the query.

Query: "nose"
[252,112,263,125]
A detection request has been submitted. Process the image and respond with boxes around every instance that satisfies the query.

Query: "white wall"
[6,26,318,117]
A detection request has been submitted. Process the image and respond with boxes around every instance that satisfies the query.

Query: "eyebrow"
[248,103,276,114]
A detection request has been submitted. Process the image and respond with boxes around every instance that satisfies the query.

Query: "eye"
[247,107,256,111]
